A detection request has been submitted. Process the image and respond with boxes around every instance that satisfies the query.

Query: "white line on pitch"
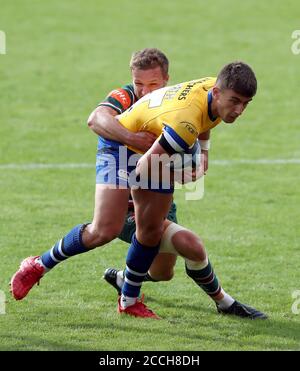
[0,159,300,170]
[0,163,94,170]
[212,159,300,165]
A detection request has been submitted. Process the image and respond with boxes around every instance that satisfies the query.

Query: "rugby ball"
[169,140,200,171]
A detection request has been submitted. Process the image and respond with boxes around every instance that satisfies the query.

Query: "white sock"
[185,257,209,270]
[116,270,124,289]
[35,257,50,273]
[120,294,137,309]
[215,289,235,309]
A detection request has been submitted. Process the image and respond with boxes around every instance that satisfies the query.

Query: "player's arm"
[88,105,134,143]
[87,92,156,152]
[198,129,210,173]
[136,127,202,184]
[135,139,170,184]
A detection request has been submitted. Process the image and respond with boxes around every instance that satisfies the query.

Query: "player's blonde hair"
[130,48,169,77]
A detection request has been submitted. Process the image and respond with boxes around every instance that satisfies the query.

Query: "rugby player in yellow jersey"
[98,55,266,319]
[114,61,265,318]
[94,51,266,319]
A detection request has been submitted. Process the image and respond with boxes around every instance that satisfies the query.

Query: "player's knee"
[88,224,122,246]
[98,227,121,244]
[190,237,207,262]
[159,270,174,281]
[138,223,164,245]
[150,269,174,281]
[173,231,207,262]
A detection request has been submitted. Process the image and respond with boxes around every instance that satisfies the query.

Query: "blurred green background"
[0,0,299,350]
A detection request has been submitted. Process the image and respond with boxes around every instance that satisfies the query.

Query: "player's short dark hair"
[130,48,169,76]
[216,61,257,97]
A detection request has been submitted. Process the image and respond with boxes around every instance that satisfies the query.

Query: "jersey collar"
[207,90,218,122]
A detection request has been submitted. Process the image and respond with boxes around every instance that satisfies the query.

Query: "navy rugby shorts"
[96,139,174,193]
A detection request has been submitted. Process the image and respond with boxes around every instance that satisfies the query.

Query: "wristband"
[199,139,210,151]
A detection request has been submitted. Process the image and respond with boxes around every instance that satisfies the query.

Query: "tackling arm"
[87,105,131,142]
[87,106,156,152]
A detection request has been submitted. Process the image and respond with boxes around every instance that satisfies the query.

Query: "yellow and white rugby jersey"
[118,77,222,154]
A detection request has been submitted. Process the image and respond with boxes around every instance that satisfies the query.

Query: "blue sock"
[122,234,160,298]
[41,224,88,269]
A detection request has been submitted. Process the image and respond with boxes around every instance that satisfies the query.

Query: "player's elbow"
[87,111,103,136]
[87,111,96,129]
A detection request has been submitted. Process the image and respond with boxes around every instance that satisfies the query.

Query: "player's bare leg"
[147,253,176,281]
[104,220,177,295]
[132,189,173,246]
[82,185,130,248]
[170,226,267,319]
[106,219,267,319]
[118,189,173,318]
[10,185,130,300]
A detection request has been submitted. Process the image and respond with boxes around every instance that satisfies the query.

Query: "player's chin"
[223,116,238,124]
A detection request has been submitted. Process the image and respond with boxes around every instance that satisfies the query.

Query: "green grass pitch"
[0,0,300,350]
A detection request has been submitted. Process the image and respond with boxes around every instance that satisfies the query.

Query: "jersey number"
[133,86,169,109]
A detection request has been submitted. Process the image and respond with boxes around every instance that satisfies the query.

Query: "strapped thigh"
[159,223,188,255]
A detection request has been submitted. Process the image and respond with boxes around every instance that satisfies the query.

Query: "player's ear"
[212,86,220,99]
[164,74,169,85]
